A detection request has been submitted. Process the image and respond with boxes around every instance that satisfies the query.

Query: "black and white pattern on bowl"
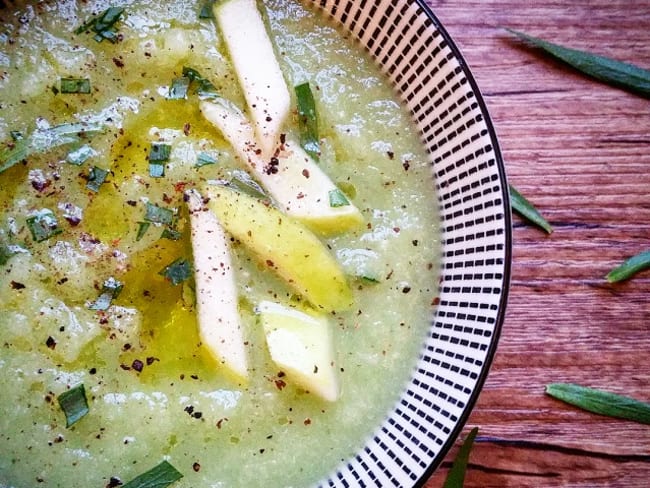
[306,0,512,486]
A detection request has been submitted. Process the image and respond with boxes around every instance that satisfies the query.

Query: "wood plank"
[422,0,650,486]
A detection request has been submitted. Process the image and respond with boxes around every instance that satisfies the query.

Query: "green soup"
[0,0,440,486]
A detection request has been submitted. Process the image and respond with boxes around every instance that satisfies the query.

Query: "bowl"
[309,0,511,485]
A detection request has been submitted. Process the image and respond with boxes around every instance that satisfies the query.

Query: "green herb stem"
[443,426,479,488]
[606,250,650,283]
[506,29,650,99]
[546,383,650,425]
[509,184,553,234]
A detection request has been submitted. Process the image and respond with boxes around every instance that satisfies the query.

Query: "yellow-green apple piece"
[186,189,248,381]
[213,0,290,158]
[257,300,340,402]
[205,186,354,312]
[200,99,363,235]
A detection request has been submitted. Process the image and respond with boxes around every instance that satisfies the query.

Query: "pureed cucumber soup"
[0,0,440,486]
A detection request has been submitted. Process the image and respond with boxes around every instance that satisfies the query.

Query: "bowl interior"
[308,1,511,485]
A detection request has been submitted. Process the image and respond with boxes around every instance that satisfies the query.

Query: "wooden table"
[421,1,650,486]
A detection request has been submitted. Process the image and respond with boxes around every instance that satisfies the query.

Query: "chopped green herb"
[122,460,183,488]
[443,427,479,488]
[360,275,380,284]
[144,202,175,226]
[26,210,62,242]
[168,76,190,100]
[328,188,350,208]
[606,250,650,283]
[150,143,171,162]
[546,383,650,425]
[506,29,650,99]
[86,166,109,192]
[199,0,215,19]
[88,277,123,311]
[0,242,25,266]
[196,151,217,167]
[509,184,553,234]
[295,82,320,160]
[1,122,103,175]
[57,384,89,428]
[75,6,125,44]
[159,258,192,286]
[66,144,96,165]
[10,131,23,141]
[149,162,165,178]
[136,221,151,241]
[182,66,218,99]
[60,77,91,94]
[226,170,269,201]
[161,227,182,241]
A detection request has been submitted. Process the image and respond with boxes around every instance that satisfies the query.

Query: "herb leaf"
[328,188,350,208]
[144,203,175,226]
[75,7,125,43]
[159,258,192,286]
[26,210,63,242]
[506,29,650,99]
[122,460,183,488]
[57,384,89,428]
[295,82,320,160]
[196,152,217,167]
[509,184,552,234]
[88,277,123,311]
[443,426,479,488]
[60,78,91,94]
[86,166,109,192]
[1,122,103,175]
[546,383,650,424]
[606,250,650,283]
[168,77,190,100]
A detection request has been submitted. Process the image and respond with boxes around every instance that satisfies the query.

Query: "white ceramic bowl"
[308,1,511,486]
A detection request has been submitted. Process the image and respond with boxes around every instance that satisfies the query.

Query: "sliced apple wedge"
[213,0,290,158]
[200,99,364,235]
[204,186,354,312]
[186,189,248,381]
[257,301,340,402]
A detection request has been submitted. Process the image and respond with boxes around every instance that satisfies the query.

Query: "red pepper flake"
[183,123,191,136]
[112,57,124,68]
[387,151,394,160]
[126,200,137,207]
[302,169,310,178]
[265,259,275,268]
[174,181,188,193]
[146,356,159,366]
[216,418,228,429]
[10,281,25,290]
[192,462,201,472]
[431,296,440,306]
[402,286,411,294]
[45,336,56,349]
[120,364,131,371]
[274,379,287,391]
[303,418,311,426]
[402,159,411,171]
[131,359,144,372]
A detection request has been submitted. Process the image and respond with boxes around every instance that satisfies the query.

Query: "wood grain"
[422,1,650,486]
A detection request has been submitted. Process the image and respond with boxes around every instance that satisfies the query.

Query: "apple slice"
[204,186,354,312]
[186,189,248,381]
[200,99,364,235]
[213,0,290,158]
[257,300,340,402]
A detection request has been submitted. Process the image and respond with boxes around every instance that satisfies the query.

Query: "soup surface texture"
[0,0,439,486]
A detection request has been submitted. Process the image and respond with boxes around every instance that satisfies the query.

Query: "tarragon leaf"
[546,383,650,425]
[507,29,650,99]
[509,184,552,234]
